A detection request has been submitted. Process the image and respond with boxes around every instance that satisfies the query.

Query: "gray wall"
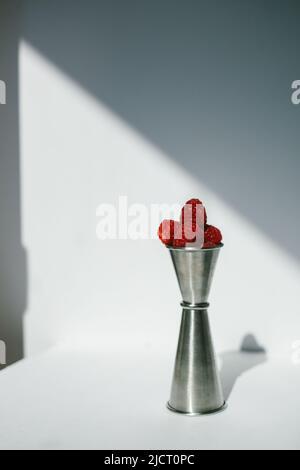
[22,0,300,258]
[0,0,27,366]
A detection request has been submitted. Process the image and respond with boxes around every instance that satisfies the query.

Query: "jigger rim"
[167,243,223,252]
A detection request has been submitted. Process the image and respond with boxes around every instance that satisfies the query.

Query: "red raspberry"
[183,226,204,247]
[172,221,186,248]
[180,199,207,238]
[158,220,184,246]
[204,225,222,246]
[158,219,176,245]
[202,241,216,249]
[186,198,203,205]
[173,238,186,248]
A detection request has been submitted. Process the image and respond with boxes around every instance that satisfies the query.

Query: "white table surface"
[0,345,299,450]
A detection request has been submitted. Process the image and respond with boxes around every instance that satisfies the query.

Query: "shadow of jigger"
[167,244,226,415]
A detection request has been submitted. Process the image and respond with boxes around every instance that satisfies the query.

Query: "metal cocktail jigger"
[167,244,226,415]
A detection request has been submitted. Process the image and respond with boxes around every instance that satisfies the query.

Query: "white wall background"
[19,42,300,361]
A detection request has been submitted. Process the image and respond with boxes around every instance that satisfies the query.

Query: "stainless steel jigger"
[167,244,226,415]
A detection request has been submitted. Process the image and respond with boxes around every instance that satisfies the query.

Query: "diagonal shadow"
[220,334,267,401]
[20,0,300,260]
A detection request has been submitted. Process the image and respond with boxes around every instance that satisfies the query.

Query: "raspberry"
[180,199,207,237]
[204,225,222,246]
[186,199,207,224]
[158,220,183,246]
[183,226,204,247]
[186,198,203,205]
[158,219,176,245]
[173,221,186,248]
[202,241,216,249]
[173,238,186,248]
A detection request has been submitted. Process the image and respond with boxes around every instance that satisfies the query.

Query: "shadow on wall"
[0,0,27,368]
[21,0,300,259]
[220,334,267,401]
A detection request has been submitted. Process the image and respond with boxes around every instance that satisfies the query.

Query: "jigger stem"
[167,302,226,415]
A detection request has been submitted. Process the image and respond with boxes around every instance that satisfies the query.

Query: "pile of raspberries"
[158,198,222,249]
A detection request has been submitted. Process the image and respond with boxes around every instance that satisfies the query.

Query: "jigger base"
[168,306,226,416]
[166,401,227,417]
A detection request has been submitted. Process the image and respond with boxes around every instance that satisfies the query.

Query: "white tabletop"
[0,346,299,450]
